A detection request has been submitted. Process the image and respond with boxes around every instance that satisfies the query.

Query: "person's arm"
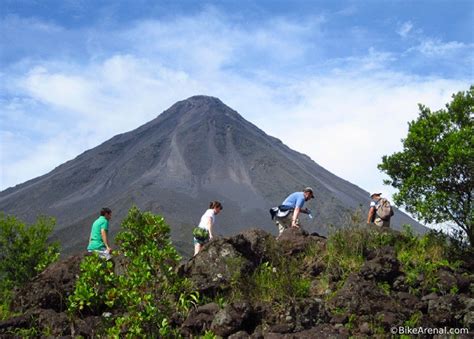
[367,207,375,224]
[292,207,301,228]
[292,194,306,226]
[207,217,214,239]
[101,229,111,252]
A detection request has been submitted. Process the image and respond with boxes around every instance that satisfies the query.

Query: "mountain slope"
[0,96,425,254]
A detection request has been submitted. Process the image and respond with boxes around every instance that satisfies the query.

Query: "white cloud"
[397,21,413,38]
[268,75,467,199]
[19,55,201,126]
[416,39,467,56]
[0,11,471,202]
[393,20,471,65]
[1,133,82,189]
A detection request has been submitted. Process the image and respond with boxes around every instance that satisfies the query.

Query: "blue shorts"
[193,237,209,245]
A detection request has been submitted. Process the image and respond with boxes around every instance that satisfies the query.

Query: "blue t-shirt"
[281,192,305,209]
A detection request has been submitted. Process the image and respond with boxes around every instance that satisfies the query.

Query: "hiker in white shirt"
[193,201,223,256]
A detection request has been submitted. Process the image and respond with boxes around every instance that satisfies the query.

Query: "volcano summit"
[0,96,424,255]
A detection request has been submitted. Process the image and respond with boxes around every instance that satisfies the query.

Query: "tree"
[379,86,474,245]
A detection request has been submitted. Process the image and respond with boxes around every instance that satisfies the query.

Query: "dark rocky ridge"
[1,228,472,337]
[0,96,425,255]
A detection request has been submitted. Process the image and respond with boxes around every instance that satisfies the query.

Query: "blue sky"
[1,0,473,218]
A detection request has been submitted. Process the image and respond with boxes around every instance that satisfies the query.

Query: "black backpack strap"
[278,205,294,212]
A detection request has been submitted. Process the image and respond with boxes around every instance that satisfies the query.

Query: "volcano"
[0,96,425,255]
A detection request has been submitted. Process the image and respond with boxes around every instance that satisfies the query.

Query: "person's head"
[100,207,112,220]
[370,193,382,201]
[209,201,223,214]
[303,187,315,201]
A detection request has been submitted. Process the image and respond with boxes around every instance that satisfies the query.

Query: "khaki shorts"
[374,217,390,228]
[88,249,112,260]
[275,214,300,235]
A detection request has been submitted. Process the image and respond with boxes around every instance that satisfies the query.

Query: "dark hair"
[209,201,223,210]
[100,207,112,216]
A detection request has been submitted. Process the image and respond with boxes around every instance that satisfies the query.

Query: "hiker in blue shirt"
[275,187,314,235]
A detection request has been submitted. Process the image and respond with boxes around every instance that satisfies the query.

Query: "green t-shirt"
[87,216,109,251]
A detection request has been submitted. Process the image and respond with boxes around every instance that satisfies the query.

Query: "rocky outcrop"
[180,302,220,336]
[1,228,473,337]
[177,228,473,337]
[179,228,326,297]
[12,254,84,313]
[0,253,106,337]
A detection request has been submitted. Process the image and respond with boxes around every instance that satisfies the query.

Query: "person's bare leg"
[194,243,202,256]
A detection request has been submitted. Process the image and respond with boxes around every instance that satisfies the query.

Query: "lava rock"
[211,302,251,337]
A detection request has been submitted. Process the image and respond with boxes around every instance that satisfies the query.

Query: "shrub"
[0,213,60,308]
[321,225,397,289]
[0,213,59,319]
[396,226,462,294]
[69,206,196,336]
[325,227,366,280]
[68,254,116,315]
[0,214,60,286]
[233,258,311,304]
[0,290,14,321]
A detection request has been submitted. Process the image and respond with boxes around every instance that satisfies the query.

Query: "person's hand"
[106,246,112,253]
[291,221,299,228]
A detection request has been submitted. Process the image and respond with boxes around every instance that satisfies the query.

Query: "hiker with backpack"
[87,207,113,260]
[193,201,223,256]
[367,193,394,228]
[270,187,314,236]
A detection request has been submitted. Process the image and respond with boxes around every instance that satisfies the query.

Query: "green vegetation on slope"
[66,207,472,336]
[2,207,472,336]
[68,206,197,337]
[0,213,60,321]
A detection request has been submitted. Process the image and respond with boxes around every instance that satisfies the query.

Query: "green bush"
[320,225,397,291]
[396,226,462,294]
[233,258,311,304]
[320,223,464,297]
[68,254,116,315]
[325,227,366,280]
[68,206,197,336]
[0,290,14,321]
[0,213,60,315]
[0,214,60,286]
[316,222,468,299]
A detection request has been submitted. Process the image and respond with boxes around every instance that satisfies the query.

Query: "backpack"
[269,205,294,220]
[376,198,394,221]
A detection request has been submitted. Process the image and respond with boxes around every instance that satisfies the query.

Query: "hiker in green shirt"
[87,208,112,259]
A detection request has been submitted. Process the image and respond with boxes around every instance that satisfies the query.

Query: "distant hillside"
[0,95,426,255]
